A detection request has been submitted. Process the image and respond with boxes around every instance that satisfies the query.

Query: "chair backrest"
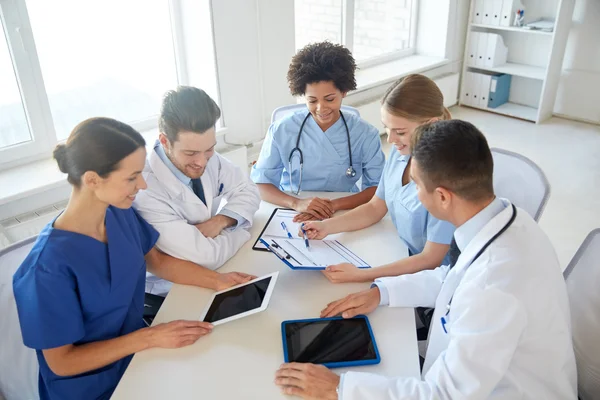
[271,104,360,123]
[491,148,550,221]
[563,229,600,400]
[0,236,39,400]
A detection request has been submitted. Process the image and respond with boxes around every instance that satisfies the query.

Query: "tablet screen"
[202,276,272,323]
[283,318,377,364]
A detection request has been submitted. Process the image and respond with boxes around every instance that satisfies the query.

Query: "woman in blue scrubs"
[251,41,385,222]
[12,118,254,400]
[302,74,455,283]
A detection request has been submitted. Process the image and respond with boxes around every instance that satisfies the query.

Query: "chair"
[0,237,39,400]
[271,104,360,123]
[563,229,600,400]
[491,148,550,221]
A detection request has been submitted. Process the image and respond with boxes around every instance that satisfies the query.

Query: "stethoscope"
[288,111,356,195]
[441,204,517,334]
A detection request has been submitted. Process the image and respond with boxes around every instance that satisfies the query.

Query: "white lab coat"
[133,147,260,291]
[341,202,577,399]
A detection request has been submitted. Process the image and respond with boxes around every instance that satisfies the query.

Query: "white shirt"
[342,199,577,399]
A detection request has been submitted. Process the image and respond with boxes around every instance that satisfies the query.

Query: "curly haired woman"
[251,41,385,222]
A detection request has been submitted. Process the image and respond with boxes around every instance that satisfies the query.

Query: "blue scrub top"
[375,148,455,263]
[250,110,385,193]
[13,206,159,400]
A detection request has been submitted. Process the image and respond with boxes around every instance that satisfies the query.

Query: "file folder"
[491,0,503,26]
[476,32,489,67]
[467,32,480,67]
[484,33,508,68]
[488,74,512,108]
[472,0,485,24]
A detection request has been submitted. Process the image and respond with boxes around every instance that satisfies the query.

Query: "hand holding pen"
[301,223,310,249]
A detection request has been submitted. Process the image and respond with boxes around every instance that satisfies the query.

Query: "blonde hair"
[381,74,451,123]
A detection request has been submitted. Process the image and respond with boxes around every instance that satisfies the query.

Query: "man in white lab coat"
[275,120,577,399]
[134,86,260,295]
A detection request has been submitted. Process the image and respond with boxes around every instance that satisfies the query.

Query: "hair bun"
[53,144,70,174]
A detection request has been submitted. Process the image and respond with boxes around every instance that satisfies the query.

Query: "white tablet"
[199,272,279,325]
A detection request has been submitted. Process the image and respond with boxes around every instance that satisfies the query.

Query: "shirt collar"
[454,196,506,252]
[154,140,191,186]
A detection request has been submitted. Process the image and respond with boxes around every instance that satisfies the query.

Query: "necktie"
[447,238,461,269]
[191,178,206,206]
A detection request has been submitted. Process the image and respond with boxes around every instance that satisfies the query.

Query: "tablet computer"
[199,272,278,325]
[281,316,381,368]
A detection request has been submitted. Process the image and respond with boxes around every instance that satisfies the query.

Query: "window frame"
[0,0,220,171]
[302,0,419,69]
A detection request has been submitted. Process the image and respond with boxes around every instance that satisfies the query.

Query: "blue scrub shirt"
[375,149,455,263]
[13,206,159,400]
[251,110,385,193]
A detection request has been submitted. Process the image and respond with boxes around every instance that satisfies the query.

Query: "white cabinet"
[459,0,575,123]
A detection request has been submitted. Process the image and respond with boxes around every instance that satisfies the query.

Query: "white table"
[112,194,420,399]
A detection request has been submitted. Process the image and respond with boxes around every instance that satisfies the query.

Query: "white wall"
[212,0,295,145]
[554,0,600,124]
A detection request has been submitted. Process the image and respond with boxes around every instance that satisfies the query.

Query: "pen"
[301,223,310,249]
[218,183,224,195]
[281,222,293,238]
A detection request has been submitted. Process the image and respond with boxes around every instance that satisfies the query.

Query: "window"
[0,0,217,169]
[294,0,417,65]
[0,25,30,149]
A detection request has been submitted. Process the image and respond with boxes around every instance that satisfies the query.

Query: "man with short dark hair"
[275,120,577,399]
[134,86,260,295]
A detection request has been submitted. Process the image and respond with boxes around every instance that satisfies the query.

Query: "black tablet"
[281,316,381,368]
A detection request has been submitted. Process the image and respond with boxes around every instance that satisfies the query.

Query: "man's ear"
[436,186,453,210]
[159,133,171,151]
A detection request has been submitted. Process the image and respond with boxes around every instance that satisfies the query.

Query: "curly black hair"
[287,41,357,96]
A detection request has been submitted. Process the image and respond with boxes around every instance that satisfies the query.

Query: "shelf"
[467,63,546,80]
[464,102,539,122]
[471,24,553,36]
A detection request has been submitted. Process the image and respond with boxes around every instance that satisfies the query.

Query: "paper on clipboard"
[260,235,370,270]
[253,209,305,251]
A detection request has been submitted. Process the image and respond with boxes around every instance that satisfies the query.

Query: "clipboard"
[259,236,370,270]
[252,208,302,252]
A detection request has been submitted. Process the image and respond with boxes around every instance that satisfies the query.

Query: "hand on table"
[215,272,256,291]
[322,263,368,284]
[293,197,334,221]
[147,320,213,348]
[275,363,339,400]
[320,287,381,318]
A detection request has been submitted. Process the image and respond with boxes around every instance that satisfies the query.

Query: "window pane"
[0,23,31,149]
[25,0,178,140]
[295,0,342,50]
[353,0,414,62]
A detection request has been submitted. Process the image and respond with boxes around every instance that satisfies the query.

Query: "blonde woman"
[303,74,455,283]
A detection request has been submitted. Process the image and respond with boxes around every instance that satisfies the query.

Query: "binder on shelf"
[488,74,512,108]
[468,71,480,106]
[460,72,474,106]
[472,0,485,24]
[484,33,508,68]
[467,32,480,67]
[482,0,495,25]
[476,32,489,67]
[491,0,503,26]
[478,73,494,108]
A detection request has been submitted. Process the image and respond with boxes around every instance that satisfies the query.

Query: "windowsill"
[0,126,228,208]
[0,57,448,209]
[351,54,450,94]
